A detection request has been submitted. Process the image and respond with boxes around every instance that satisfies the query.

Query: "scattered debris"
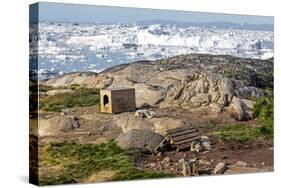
[235,161,247,167]
[179,159,187,176]
[149,163,156,168]
[213,162,227,175]
[157,152,162,157]
[60,112,66,116]
[221,155,228,160]
[199,159,212,166]
[251,163,257,167]
[224,165,264,174]
[163,156,171,163]
[135,109,156,119]
[69,115,79,121]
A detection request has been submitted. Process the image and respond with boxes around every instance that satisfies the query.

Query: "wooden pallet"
[166,126,200,151]
[154,126,200,153]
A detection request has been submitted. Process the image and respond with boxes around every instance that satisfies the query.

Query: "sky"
[30,2,273,25]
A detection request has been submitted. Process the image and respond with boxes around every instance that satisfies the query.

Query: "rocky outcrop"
[44,72,97,88]
[113,113,191,136]
[230,97,255,121]
[43,54,273,120]
[116,129,164,152]
[47,89,74,96]
[113,112,154,133]
[38,116,80,137]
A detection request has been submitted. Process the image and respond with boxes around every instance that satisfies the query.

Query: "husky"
[135,109,156,119]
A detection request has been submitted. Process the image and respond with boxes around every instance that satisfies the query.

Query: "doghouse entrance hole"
[103,95,109,107]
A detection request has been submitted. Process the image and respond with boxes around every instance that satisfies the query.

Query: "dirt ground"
[137,136,273,175]
[37,105,274,176]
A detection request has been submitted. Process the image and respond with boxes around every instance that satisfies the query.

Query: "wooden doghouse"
[100,88,136,114]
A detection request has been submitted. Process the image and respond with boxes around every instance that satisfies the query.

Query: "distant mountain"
[137,20,273,31]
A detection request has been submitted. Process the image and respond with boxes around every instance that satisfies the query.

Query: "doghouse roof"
[101,87,135,92]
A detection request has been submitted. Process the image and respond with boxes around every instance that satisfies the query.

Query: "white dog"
[135,109,156,119]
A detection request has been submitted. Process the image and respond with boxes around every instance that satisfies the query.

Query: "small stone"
[202,151,210,154]
[214,162,226,175]
[149,163,156,168]
[163,156,171,163]
[202,141,212,150]
[178,158,185,163]
[221,155,228,159]
[157,152,162,157]
[199,159,211,165]
[235,161,247,167]
[200,135,210,142]
[69,116,79,121]
[164,163,171,167]
[261,162,265,166]
[251,164,257,167]
[243,145,251,149]
[60,112,66,116]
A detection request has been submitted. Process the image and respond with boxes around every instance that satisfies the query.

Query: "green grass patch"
[253,97,273,138]
[39,141,175,185]
[253,97,273,121]
[39,87,100,112]
[214,96,273,143]
[39,85,54,92]
[214,124,263,143]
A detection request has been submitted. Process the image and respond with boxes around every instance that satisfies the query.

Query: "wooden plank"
[166,126,195,134]
[177,143,194,150]
[166,126,194,134]
[168,128,196,137]
[174,135,200,145]
[154,138,167,153]
[177,142,194,150]
[171,132,200,142]
[176,138,200,149]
